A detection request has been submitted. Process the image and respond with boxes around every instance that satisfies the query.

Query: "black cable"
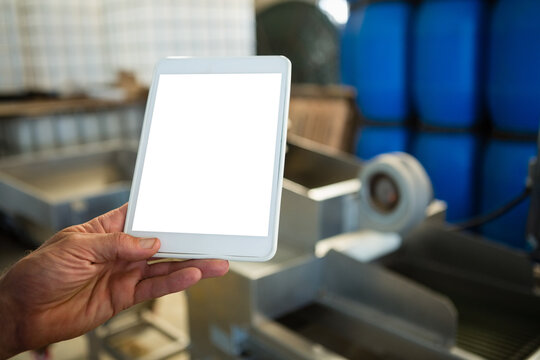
[450,187,532,232]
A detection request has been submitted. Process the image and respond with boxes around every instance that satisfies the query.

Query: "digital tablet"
[124,56,291,261]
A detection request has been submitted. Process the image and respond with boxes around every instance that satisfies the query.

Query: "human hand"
[0,204,229,358]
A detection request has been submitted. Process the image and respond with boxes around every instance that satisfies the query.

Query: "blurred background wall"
[0,0,256,94]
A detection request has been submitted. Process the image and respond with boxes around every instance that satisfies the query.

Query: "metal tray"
[381,224,540,360]
[0,140,137,233]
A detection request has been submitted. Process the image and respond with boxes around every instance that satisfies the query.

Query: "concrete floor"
[1,234,191,360]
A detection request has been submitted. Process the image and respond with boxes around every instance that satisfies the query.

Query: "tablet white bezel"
[124,56,291,261]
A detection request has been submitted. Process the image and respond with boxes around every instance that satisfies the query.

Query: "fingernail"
[139,238,156,249]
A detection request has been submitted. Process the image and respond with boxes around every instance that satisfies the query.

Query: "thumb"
[88,232,160,262]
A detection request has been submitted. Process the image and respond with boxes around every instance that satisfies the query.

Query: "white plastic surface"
[124,56,291,261]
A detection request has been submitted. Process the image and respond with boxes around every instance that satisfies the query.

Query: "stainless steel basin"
[0,140,137,233]
[280,138,363,252]
[284,138,361,189]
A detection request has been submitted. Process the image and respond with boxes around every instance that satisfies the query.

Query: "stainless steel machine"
[0,139,137,243]
[0,135,538,359]
[187,138,540,360]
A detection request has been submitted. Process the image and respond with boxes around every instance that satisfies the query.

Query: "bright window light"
[318,0,350,26]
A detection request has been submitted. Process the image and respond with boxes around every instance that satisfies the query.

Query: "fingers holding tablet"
[134,259,229,304]
[142,259,230,280]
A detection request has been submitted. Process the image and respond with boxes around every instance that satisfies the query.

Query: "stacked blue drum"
[480,140,537,249]
[354,2,411,122]
[411,132,480,222]
[355,126,410,160]
[487,0,540,134]
[411,0,485,222]
[480,0,540,248]
[342,1,411,160]
[412,0,485,129]
[340,0,540,249]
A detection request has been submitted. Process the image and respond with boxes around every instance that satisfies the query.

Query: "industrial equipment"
[0,140,136,242]
[187,138,540,360]
[1,134,537,359]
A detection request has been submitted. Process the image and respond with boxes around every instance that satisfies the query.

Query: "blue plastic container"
[480,139,536,249]
[411,132,479,222]
[355,126,409,160]
[340,8,364,87]
[413,0,486,128]
[487,0,540,134]
[354,2,411,123]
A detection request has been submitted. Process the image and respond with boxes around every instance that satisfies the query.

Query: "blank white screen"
[132,73,282,236]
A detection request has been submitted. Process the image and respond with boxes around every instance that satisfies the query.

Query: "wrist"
[0,277,23,359]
